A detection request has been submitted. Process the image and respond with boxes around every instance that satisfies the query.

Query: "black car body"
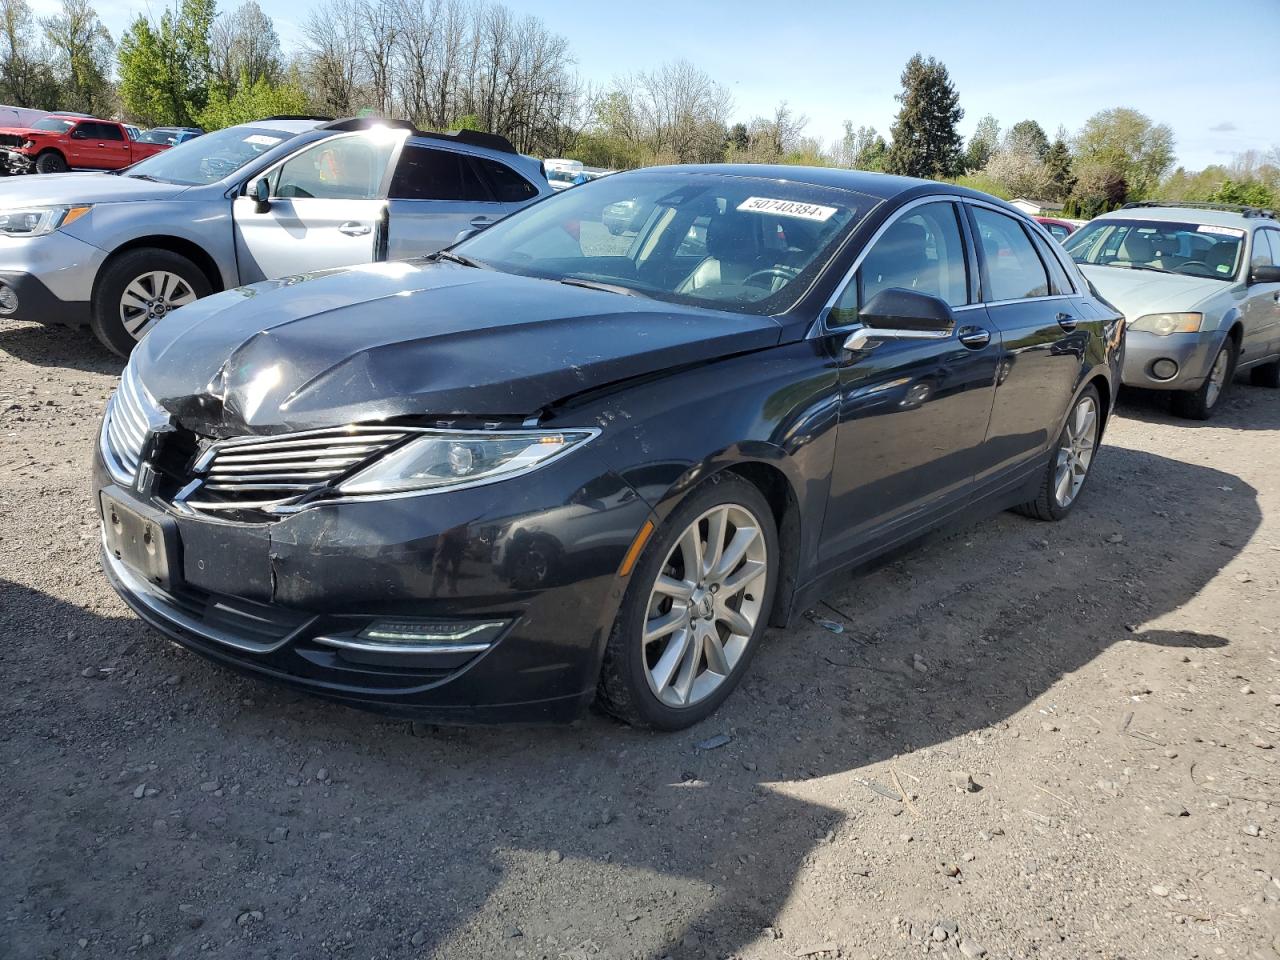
[95,166,1124,728]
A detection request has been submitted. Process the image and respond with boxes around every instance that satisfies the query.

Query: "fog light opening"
[313,617,509,656]
[0,283,18,316]
[1150,358,1179,381]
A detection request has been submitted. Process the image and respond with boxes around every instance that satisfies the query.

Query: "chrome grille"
[100,363,169,486]
[180,425,413,513]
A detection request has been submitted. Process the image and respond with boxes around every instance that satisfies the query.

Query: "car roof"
[1093,206,1258,229]
[233,118,327,136]
[631,163,1003,204]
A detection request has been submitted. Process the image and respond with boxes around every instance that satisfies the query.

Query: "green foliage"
[1007,119,1048,159]
[1074,107,1174,202]
[886,53,964,180]
[964,114,999,173]
[195,72,307,130]
[1043,138,1076,202]
[1210,178,1276,209]
[41,0,113,115]
[951,171,1011,200]
[118,0,217,127]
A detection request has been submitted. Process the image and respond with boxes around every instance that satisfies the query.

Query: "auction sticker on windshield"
[737,197,838,222]
[245,135,284,147]
[1197,225,1245,238]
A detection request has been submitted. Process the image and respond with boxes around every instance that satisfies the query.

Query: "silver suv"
[0,116,551,355]
[1064,202,1280,419]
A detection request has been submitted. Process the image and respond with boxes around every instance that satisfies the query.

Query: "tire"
[1171,337,1236,420]
[35,151,67,174]
[1250,358,1280,389]
[1015,383,1102,522]
[90,248,211,357]
[597,473,778,730]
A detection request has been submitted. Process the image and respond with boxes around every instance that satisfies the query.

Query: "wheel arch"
[720,460,803,628]
[96,236,225,301]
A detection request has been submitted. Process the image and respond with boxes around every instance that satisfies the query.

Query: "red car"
[1035,216,1077,243]
[0,115,171,174]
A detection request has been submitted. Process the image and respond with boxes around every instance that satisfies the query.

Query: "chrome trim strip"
[312,635,493,656]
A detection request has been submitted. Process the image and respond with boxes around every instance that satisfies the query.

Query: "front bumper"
[0,231,103,326]
[94,448,655,724]
[1120,329,1223,391]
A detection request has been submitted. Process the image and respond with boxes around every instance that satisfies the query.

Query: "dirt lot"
[2,317,1278,960]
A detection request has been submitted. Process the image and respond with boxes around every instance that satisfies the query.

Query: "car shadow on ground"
[1117,378,1279,428]
[0,320,122,375]
[0,448,1265,958]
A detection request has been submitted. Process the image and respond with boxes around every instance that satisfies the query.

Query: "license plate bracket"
[100,491,181,592]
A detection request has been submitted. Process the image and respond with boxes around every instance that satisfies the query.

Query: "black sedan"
[95,166,1124,730]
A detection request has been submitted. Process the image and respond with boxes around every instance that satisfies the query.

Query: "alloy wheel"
[642,503,769,708]
[1054,395,1098,508]
[1204,346,1230,409]
[119,270,198,340]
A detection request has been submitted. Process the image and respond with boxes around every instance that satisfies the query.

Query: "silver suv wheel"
[120,270,199,340]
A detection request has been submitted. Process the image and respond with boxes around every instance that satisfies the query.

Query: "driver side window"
[270,135,395,201]
[830,201,970,326]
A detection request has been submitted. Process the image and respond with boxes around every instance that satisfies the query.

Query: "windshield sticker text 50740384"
[737,197,838,222]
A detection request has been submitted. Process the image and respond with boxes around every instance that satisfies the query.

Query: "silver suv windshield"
[1064,218,1244,281]
[124,126,295,186]
[453,171,870,314]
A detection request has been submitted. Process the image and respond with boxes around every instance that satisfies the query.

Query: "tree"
[1006,119,1048,159]
[1069,162,1127,218]
[197,71,307,129]
[209,1,281,98]
[41,0,113,115]
[1043,137,1076,201]
[885,53,964,179]
[964,114,998,172]
[117,0,217,126]
[1074,107,1174,201]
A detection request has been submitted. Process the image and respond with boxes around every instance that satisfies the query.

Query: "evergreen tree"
[1007,119,1049,159]
[118,0,217,127]
[885,53,964,180]
[1044,138,1076,201]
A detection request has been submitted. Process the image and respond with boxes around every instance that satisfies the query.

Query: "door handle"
[1056,312,1078,331]
[958,325,991,349]
[339,222,371,237]
[469,216,496,229]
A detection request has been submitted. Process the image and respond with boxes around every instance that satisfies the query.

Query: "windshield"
[137,130,174,145]
[454,171,871,314]
[124,125,295,185]
[33,117,74,132]
[1064,218,1244,280]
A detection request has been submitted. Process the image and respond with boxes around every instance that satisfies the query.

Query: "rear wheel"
[90,248,210,357]
[1015,384,1101,522]
[597,474,777,730]
[34,151,67,174]
[1172,337,1235,420]
[1250,358,1280,389]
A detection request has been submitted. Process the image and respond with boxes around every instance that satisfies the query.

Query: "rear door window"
[389,145,492,201]
[97,123,125,141]
[972,207,1050,301]
[1030,230,1075,295]
[473,156,537,203]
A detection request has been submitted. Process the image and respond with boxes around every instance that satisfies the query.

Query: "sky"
[30,0,1280,170]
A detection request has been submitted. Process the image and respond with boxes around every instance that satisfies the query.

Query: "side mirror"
[251,178,270,212]
[842,288,955,351]
[70,128,87,140]
[1250,264,1280,284]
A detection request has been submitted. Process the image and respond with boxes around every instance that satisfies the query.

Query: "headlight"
[336,428,598,496]
[1129,312,1202,336]
[0,204,92,237]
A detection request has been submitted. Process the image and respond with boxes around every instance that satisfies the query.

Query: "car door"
[67,122,103,167]
[381,143,507,259]
[818,199,1001,566]
[96,123,131,168]
[232,132,400,284]
[1242,228,1280,361]
[967,203,1085,484]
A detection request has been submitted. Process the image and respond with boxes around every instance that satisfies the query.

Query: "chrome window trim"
[811,194,972,338]
[965,197,1083,297]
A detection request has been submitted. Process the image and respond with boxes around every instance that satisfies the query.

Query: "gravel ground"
[2,317,1279,960]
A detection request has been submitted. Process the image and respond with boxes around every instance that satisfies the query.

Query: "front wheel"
[597,474,778,730]
[1015,384,1102,522]
[1172,337,1235,420]
[90,248,211,357]
[35,151,67,174]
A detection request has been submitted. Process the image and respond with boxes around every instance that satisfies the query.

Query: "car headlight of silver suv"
[0,204,92,237]
[1129,312,1202,336]
[336,428,599,496]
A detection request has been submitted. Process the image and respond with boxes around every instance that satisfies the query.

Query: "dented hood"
[134,259,783,435]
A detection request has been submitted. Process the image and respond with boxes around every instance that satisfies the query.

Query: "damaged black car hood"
[134,260,784,435]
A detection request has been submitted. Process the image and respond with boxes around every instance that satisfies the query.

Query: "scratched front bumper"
[93,444,654,723]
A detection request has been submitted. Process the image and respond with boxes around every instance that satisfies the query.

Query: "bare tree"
[210,1,282,96]
[41,0,113,115]
[0,0,58,107]
[300,0,363,116]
